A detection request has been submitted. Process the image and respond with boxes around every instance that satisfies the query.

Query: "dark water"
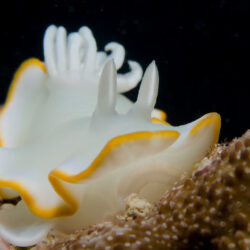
[0,0,249,141]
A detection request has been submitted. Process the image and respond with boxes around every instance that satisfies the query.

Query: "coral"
[117,193,153,221]
[31,130,250,250]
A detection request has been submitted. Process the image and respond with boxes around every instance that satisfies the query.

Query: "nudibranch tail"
[0,24,221,247]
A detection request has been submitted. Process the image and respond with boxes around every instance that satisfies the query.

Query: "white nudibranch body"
[0,25,220,247]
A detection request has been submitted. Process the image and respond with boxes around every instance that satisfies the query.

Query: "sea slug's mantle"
[0,25,220,247]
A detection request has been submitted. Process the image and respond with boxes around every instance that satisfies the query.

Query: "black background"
[0,0,249,141]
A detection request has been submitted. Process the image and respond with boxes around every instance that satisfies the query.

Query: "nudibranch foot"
[0,24,220,247]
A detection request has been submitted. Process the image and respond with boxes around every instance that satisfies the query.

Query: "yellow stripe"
[0,58,46,146]
[151,117,170,125]
[0,178,75,218]
[157,109,167,121]
[0,187,4,198]
[0,130,179,218]
[189,112,221,146]
[51,130,179,183]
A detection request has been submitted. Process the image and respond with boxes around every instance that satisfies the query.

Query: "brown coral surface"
[1,131,250,249]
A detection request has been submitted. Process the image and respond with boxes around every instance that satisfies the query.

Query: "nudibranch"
[0,25,220,247]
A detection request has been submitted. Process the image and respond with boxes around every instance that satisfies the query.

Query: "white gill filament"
[95,60,117,114]
[68,33,84,71]
[44,25,57,76]
[56,26,67,72]
[79,27,97,73]
[117,60,143,93]
[43,25,143,91]
[105,42,125,70]
[96,52,107,71]
[132,61,159,118]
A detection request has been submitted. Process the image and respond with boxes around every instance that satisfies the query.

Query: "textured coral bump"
[33,130,250,250]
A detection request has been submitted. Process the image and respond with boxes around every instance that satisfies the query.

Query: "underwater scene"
[0,0,249,249]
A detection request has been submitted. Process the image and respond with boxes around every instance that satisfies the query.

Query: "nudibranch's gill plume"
[0,24,220,247]
[44,25,143,92]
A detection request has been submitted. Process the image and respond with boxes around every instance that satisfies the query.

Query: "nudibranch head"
[0,25,220,247]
